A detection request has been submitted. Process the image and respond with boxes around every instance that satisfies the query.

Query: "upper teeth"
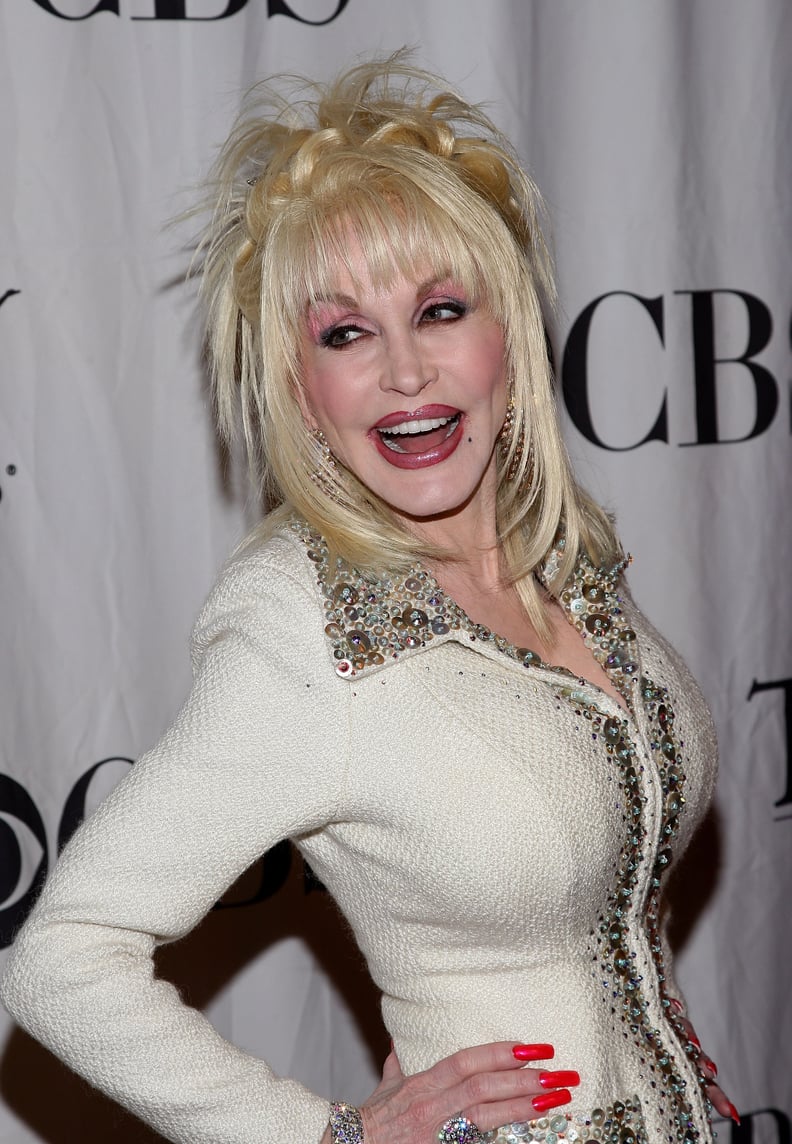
[380,416,454,435]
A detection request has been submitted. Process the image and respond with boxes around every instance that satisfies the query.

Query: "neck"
[399,472,502,588]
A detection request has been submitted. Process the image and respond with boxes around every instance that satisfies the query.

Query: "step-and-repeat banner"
[1,2,789,1142]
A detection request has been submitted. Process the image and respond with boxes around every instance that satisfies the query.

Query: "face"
[298,245,509,540]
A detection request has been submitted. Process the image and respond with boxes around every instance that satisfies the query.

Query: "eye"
[420,300,467,324]
[320,323,368,349]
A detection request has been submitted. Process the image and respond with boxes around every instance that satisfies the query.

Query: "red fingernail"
[532,1089,572,1113]
[726,1101,740,1126]
[669,998,685,1014]
[699,1054,718,1078]
[539,1070,580,1089]
[513,1043,555,1061]
[688,1032,701,1051]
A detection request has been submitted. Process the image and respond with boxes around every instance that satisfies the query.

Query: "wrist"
[328,1101,364,1143]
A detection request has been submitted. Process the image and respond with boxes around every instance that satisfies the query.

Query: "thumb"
[380,1042,404,1084]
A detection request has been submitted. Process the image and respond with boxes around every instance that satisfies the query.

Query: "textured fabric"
[0,526,718,1144]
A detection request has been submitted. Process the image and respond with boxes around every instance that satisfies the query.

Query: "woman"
[1,56,734,1144]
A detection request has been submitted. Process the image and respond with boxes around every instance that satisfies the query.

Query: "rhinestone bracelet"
[329,1101,364,1143]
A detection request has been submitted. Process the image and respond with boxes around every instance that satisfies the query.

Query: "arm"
[0,547,611,1144]
[1,551,347,1144]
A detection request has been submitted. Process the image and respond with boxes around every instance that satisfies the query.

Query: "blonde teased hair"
[196,52,620,633]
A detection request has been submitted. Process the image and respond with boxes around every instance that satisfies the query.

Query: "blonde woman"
[1,56,735,1144]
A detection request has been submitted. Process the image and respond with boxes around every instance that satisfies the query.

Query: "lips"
[371,404,464,469]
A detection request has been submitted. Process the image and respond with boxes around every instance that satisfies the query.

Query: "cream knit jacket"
[1,524,718,1144]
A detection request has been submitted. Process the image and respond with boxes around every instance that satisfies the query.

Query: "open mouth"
[377,413,461,455]
[371,404,465,470]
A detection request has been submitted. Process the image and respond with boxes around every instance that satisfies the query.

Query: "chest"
[433,583,629,712]
[292,524,717,946]
[320,637,705,949]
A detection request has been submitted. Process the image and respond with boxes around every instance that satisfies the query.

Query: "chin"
[382,485,481,524]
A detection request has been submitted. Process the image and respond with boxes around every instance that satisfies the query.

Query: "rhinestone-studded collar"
[290,520,638,705]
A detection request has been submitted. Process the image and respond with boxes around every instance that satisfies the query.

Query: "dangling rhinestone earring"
[499,392,524,482]
[309,427,342,503]
[499,391,536,490]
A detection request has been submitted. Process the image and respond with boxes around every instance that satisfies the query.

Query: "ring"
[437,1114,485,1143]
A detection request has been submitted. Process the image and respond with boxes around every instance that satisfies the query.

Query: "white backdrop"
[1,2,790,1142]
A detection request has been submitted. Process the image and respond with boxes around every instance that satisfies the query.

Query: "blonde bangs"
[264,163,523,351]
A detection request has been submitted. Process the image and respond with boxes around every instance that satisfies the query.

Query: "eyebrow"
[307,274,458,312]
[308,291,358,310]
[415,273,456,295]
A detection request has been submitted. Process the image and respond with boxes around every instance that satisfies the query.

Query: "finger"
[462,1087,574,1134]
[699,1053,718,1081]
[513,1043,556,1062]
[457,1066,579,1107]
[442,1066,578,1132]
[675,1016,700,1050]
[431,1041,555,1089]
[707,1083,740,1124]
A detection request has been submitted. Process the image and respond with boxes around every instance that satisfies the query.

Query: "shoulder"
[191,525,326,669]
[204,527,316,609]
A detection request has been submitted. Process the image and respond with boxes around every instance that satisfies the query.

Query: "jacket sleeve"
[0,548,349,1144]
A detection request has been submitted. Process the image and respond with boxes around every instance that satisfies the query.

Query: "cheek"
[301,365,363,445]
[299,357,336,426]
[472,339,508,411]
[468,324,506,382]
[313,380,347,425]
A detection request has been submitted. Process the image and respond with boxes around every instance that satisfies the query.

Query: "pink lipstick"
[371,405,464,469]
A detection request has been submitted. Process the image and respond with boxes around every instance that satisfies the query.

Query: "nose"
[380,331,438,396]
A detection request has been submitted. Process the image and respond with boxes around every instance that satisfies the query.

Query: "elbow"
[1,921,65,1038]
[1,917,132,1048]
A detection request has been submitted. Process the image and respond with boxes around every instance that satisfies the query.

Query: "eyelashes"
[421,300,467,322]
[318,298,469,349]
[319,324,366,348]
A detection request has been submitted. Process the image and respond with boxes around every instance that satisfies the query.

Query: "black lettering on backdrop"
[0,288,21,505]
[561,289,785,448]
[132,0,247,18]
[267,0,349,24]
[134,0,351,21]
[29,0,118,17]
[57,756,133,853]
[731,1107,792,1144]
[561,292,668,450]
[1,290,21,506]
[677,290,778,445]
[0,464,16,505]
[0,758,133,947]
[747,677,792,810]
[0,776,48,949]
[31,0,349,19]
